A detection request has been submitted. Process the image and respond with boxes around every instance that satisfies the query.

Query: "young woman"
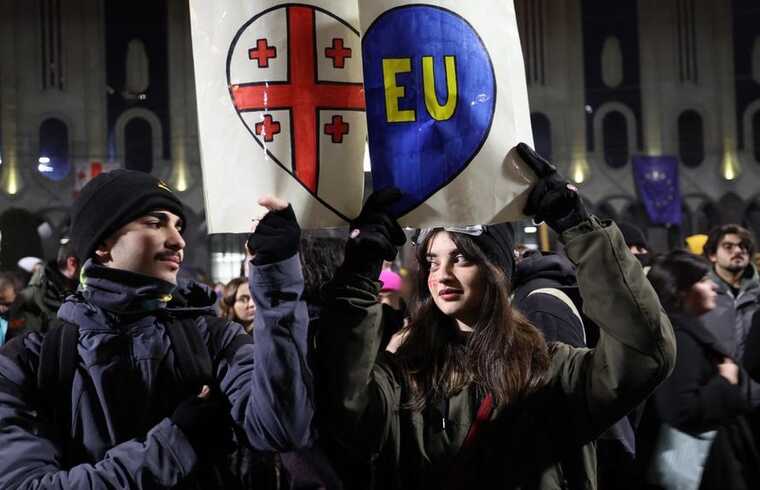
[647,251,759,489]
[318,145,676,489]
[220,277,256,333]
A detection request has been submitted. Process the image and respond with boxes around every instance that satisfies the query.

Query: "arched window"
[530,112,552,160]
[678,110,704,168]
[124,117,153,173]
[753,111,760,163]
[38,118,70,181]
[602,111,629,168]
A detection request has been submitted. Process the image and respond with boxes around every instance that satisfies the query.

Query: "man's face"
[97,210,185,284]
[0,283,16,315]
[709,233,750,275]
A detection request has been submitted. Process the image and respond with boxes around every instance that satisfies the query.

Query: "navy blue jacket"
[0,255,313,489]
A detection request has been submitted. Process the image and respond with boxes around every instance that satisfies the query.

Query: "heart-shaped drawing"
[362,5,496,217]
[227,4,366,221]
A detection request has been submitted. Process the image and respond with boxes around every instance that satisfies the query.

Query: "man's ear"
[708,253,717,264]
[93,242,112,265]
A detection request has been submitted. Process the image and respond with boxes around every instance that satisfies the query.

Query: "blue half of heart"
[362,5,496,218]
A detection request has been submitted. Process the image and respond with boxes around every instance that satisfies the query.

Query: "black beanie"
[70,169,186,261]
[618,222,649,250]
[470,222,515,279]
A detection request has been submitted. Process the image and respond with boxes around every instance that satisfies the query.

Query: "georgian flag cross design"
[227,4,366,217]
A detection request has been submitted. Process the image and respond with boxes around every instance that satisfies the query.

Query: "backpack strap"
[165,316,214,393]
[165,315,254,394]
[37,319,83,467]
[528,287,587,344]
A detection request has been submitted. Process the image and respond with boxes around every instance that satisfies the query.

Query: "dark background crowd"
[3,207,760,489]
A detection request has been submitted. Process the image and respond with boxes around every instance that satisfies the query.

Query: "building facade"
[1,1,760,277]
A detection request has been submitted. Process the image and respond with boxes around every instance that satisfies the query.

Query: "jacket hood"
[513,252,578,290]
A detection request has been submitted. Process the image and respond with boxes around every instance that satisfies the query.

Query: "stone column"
[0,0,21,197]
[83,0,108,162]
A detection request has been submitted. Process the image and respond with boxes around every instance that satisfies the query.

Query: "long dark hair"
[648,250,710,314]
[395,230,550,410]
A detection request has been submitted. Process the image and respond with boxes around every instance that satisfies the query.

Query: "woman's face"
[425,232,484,331]
[684,276,717,316]
[233,282,256,324]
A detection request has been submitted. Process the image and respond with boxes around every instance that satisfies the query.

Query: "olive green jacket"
[318,218,676,489]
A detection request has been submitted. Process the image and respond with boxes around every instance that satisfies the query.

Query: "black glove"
[247,204,301,265]
[343,188,406,277]
[171,388,234,458]
[517,143,589,233]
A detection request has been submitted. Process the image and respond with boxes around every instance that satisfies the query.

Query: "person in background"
[618,221,651,267]
[220,277,256,334]
[0,272,18,344]
[701,225,760,409]
[647,250,759,489]
[14,237,80,337]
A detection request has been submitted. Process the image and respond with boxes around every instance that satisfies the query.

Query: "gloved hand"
[343,188,406,278]
[517,143,589,233]
[247,197,301,265]
[171,385,234,458]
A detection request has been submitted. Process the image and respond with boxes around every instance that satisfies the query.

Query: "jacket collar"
[708,266,760,297]
[57,259,176,329]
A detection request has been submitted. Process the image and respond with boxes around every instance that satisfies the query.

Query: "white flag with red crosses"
[190,0,366,231]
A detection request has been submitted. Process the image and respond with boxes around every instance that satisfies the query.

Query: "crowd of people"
[0,144,758,489]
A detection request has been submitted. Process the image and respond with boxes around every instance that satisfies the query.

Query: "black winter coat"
[654,313,760,489]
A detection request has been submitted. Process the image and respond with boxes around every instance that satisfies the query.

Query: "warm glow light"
[175,164,188,192]
[721,150,741,181]
[569,157,590,184]
[4,167,19,195]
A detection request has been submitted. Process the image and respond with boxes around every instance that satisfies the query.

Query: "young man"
[702,224,760,405]
[0,169,313,489]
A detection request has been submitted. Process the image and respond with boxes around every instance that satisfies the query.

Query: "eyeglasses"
[412,225,486,246]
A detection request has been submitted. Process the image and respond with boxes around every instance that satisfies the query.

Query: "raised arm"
[217,198,314,451]
[517,144,676,441]
[317,189,407,457]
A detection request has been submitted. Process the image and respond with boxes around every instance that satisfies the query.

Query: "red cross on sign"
[231,6,365,193]
[255,114,281,142]
[324,115,350,143]
[325,38,352,69]
[248,38,277,68]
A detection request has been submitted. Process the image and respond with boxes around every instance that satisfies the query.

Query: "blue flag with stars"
[632,156,682,226]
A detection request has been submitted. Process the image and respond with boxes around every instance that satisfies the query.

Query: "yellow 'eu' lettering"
[422,55,457,121]
[383,58,416,123]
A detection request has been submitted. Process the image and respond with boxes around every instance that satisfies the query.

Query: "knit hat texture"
[469,222,515,280]
[70,169,185,261]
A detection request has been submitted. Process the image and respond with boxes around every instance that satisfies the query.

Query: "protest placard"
[360,0,535,227]
[190,1,367,231]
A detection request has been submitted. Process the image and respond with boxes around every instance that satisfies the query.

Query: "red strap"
[461,392,494,450]
[447,393,495,489]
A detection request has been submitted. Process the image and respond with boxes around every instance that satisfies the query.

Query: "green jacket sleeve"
[317,270,401,458]
[549,217,677,441]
